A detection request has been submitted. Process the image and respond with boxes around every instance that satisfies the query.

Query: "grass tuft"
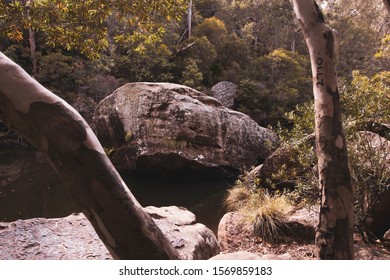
[225,172,293,241]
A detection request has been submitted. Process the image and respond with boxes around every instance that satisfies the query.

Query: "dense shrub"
[35,50,86,99]
[112,43,174,83]
[180,58,204,89]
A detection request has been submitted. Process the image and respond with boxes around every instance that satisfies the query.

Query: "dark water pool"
[0,148,234,232]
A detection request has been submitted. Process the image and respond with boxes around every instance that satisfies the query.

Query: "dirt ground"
[221,230,390,260]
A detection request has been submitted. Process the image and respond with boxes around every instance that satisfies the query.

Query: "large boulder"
[145,206,220,260]
[93,82,277,177]
[0,206,219,260]
[211,81,238,108]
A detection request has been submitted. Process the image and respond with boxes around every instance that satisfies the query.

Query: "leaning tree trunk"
[0,51,180,260]
[290,0,354,259]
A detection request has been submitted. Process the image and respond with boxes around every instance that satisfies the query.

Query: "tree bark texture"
[290,0,354,259]
[0,51,180,260]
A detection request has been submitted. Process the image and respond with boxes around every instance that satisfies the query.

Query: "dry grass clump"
[225,173,293,241]
[225,185,252,212]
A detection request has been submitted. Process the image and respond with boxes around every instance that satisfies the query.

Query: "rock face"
[0,206,219,260]
[93,82,277,177]
[211,81,238,108]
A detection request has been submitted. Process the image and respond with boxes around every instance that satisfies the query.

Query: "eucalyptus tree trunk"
[290,0,354,259]
[188,0,193,39]
[0,51,180,260]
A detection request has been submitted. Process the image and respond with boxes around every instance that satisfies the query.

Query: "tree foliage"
[0,0,387,130]
[0,0,187,58]
[235,49,312,126]
[318,0,389,76]
[112,43,174,83]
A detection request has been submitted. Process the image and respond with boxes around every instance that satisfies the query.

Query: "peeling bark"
[290,0,354,259]
[0,51,180,260]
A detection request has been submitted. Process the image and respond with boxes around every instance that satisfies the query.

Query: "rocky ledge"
[0,206,219,260]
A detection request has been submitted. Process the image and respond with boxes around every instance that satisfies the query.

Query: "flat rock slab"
[0,206,220,260]
[0,213,112,260]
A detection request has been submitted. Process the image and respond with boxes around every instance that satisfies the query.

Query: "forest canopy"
[1,0,387,128]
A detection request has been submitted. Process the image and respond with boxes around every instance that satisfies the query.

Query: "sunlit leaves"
[6,26,23,41]
[342,70,390,126]
[0,0,187,58]
[375,34,390,60]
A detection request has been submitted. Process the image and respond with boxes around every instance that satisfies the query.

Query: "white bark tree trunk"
[188,0,193,39]
[290,0,354,259]
[0,51,180,260]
